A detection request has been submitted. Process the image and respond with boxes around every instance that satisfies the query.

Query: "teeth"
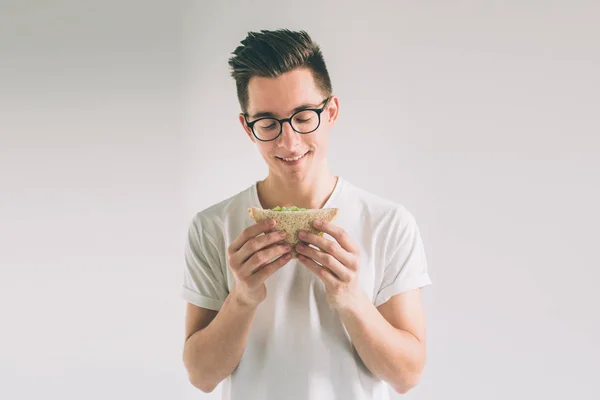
[282,153,306,162]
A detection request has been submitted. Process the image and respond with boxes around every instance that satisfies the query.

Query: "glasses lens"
[253,118,281,141]
[292,110,319,133]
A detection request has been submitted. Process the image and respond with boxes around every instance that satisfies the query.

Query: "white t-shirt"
[181,176,432,400]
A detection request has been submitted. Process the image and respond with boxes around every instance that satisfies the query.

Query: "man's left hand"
[296,219,365,310]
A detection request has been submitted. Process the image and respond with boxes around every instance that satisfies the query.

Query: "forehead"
[247,68,323,117]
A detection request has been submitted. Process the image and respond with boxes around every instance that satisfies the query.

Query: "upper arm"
[183,215,229,311]
[377,288,427,350]
[375,211,432,307]
[184,302,218,343]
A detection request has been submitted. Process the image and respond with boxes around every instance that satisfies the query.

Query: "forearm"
[339,292,425,393]
[183,289,257,392]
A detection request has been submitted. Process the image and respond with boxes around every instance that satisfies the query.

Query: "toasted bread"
[248,207,339,256]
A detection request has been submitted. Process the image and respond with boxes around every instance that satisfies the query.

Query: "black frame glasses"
[243,97,331,142]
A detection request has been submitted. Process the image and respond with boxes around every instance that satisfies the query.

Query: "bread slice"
[248,207,339,257]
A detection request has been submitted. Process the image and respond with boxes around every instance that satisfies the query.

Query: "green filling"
[272,206,307,211]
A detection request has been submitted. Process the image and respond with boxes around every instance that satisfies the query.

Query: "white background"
[1,1,599,399]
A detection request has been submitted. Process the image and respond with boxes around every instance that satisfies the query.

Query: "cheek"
[265,145,284,163]
[310,135,327,153]
[257,142,275,154]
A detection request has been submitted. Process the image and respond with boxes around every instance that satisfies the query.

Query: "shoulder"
[337,178,421,257]
[188,183,256,237]
[339,177,417,227]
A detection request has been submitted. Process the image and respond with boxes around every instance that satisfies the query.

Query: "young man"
[181,29,432,400]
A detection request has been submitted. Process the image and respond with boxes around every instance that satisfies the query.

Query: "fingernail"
[313,219,323,227]
[296,243,304,250]
[298,231,307,239]
[268,219,276,226]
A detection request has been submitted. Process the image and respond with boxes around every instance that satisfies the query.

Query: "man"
[181,29,432,400]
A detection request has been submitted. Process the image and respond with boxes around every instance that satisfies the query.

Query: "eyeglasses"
[243,97,331,142]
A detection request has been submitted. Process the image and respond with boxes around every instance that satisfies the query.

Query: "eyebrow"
[249,101,322,119]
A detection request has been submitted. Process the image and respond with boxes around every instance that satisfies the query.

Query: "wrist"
[230,286,260,311]
[336,287,371,317]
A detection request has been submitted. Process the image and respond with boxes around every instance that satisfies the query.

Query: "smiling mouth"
[276,152,309,162]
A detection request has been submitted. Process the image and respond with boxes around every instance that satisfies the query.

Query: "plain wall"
[1,1,599,399]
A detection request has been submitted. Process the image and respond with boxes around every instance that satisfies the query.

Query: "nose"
[278,120,301,149]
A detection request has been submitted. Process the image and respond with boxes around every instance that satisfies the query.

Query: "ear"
[326,96,340,125]
[239,113,256,143]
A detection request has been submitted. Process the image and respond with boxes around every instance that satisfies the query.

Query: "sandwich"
[248,206,339,257]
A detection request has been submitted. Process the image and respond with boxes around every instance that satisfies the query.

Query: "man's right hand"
[227,219,292,308]
[185,219,291,392]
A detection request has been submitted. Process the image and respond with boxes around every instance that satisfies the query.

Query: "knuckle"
[248,238,261,252]
[253,252,267,266]
[319,268,329,279]
[268,245,281,256]
[332,281,343,292]
[270,233,284,244]
[324,254,336,266]
[342,232,351,244]
[326,241,338,253]
[227,255,239,269]
[262,235,275,247]
[344,271,354,282]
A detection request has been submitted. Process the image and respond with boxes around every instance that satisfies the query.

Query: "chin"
[286,172,308,183]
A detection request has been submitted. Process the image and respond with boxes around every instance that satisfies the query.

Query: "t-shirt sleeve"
[374,212,432,307]
[181,214,229,311]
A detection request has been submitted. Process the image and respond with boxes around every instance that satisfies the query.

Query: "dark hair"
[228,29,333,113]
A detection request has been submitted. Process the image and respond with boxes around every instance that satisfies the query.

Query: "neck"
[257,166,338,210]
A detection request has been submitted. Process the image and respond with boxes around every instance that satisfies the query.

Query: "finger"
[297,230,354,269]
[297,254,338,288]
[248,252,293,286]
[236,230,287,265]
[295,243,352,282]
[229,219,276,255]
[313,220,359,255]
[241,243,292,276]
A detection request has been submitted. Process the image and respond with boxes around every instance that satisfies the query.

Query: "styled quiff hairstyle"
[228,29,333,114]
